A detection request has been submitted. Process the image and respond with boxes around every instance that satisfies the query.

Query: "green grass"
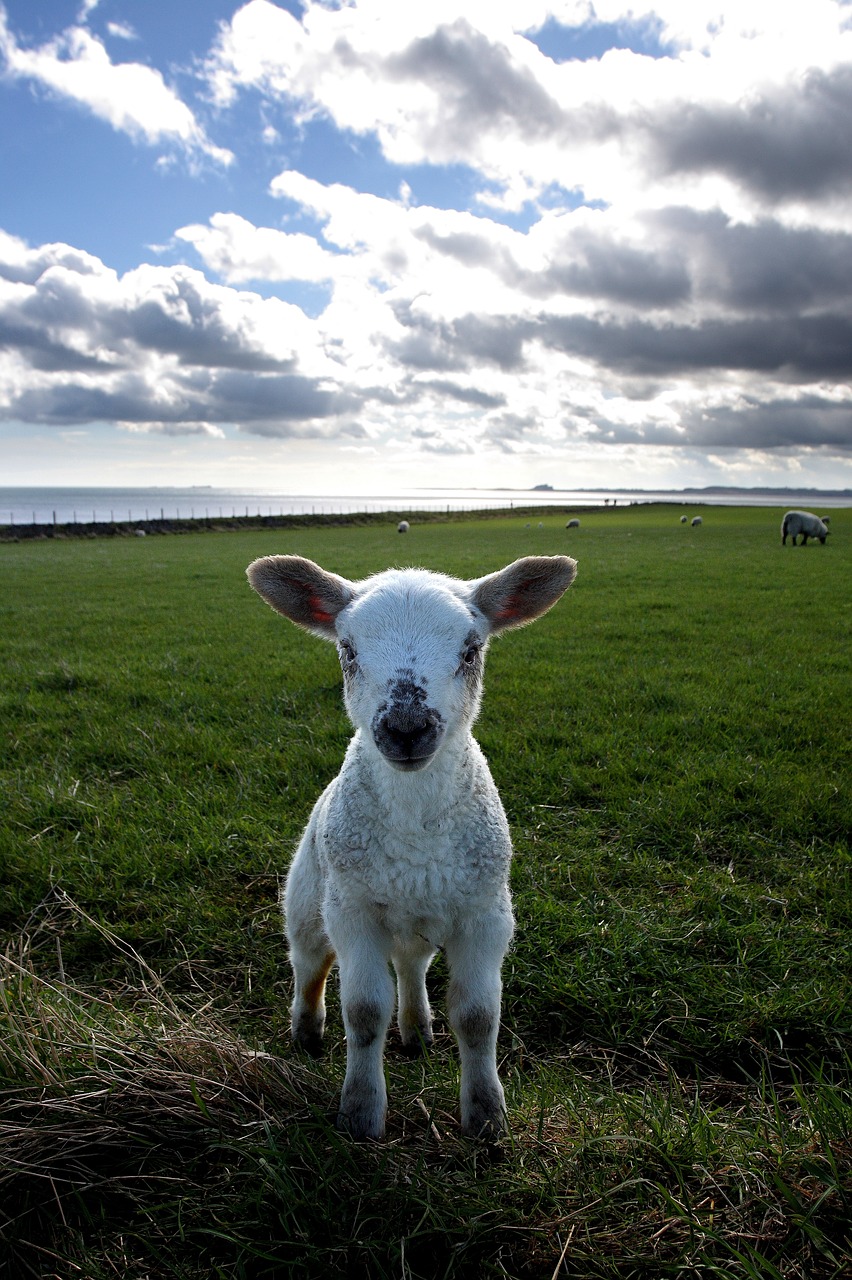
[1,505,850,1277]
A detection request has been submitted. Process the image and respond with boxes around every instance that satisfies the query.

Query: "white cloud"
[205,0,852,218]
[0,8,232,165]
[175,212,341,286]
[106,21,138,42]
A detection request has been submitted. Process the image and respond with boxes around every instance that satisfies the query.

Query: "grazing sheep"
[680,515,687,524]
[246,553,577,1140]
[566,518,580,529]
[691,516,702,527]
[397,520,410,534]
[781,510,829,545]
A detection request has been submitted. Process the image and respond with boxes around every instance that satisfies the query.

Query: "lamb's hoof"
[335,1109,386,1142]
[399,1027,434,1058]
[462,1088,507,1144]
[292,1015,325,1058]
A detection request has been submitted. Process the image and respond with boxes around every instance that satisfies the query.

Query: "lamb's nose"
[373,705,443,764]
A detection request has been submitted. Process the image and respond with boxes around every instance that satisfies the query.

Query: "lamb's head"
[246,554,577,773]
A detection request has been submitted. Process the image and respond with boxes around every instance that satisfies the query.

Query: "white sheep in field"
[680,515,687,524]
[691,516,702,527]
[781,510,829,545]
[397,520,410,533]
[246,553,577,1140]
[566,518,580,528]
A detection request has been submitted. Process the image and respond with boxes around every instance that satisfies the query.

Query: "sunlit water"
[1,485,850,526]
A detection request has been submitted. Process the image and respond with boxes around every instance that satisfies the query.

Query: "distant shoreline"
[1,484,850,532]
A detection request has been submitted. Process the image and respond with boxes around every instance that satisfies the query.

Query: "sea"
[1,485,850,527]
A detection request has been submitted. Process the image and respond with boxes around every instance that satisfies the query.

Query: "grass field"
[1,504,850,1278]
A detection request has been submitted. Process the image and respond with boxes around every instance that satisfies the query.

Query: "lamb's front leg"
[335,927,395,1139]
[445,904,514,1140]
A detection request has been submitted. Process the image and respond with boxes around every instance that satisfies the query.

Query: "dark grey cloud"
[682,397,852,452]
[7,365,359,433]
[647,64,852,203]
[413,378,505,408]
[387,20,567,149]
[414,206,852,319]
[122,282,297,373]
[10,376,177,427]
[539,311,852,380]
[515,227,691,308]
[0,316,113,372]
[0,261,298,376]
[389,301,533,372]
[583,394,852,453]
[413,224,508,272]
[653,208,852,312]
[212,370,357,422]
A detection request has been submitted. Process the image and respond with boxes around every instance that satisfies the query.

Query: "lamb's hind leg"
[392,938,435,1055]
[445,904,514,1140]
[283,840,333,1056]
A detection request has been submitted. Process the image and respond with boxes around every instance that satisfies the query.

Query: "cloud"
[205,0,852,213]
[0,6,231,164]
[0,234,359,434]
[4,3,852,481]
[645,64,852,206]
[174,213,341,286]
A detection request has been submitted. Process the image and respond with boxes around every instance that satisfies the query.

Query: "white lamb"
[691,516,703,527]
[781,510,830,546]
[246,553,577,1141]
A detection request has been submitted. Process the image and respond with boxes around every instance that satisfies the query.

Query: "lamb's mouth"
[384,752,436,773]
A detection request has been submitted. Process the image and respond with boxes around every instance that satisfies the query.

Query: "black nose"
[373,705,443,764]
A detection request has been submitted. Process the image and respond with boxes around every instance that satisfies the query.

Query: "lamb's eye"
[461,644,481,667]
[339,640,357,666]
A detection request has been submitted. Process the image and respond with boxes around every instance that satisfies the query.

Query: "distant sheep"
[691,516,702,527]
[680,515,687,524]
[566,519,580,529]
[246,554,577,1140]
[397,520,410,534]
[781,510,829,546]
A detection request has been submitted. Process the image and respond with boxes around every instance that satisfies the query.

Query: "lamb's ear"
[470,555,577,634]
[246,555,354,640]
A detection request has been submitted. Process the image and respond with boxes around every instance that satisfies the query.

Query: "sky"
[1,0,852,494]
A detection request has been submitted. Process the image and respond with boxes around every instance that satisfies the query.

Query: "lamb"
[246,553,577,1141]
[680,515,687,524]
[781,510,830,546]
[566,518,580,528]
[397,520,410,533]
[691,516,702,527]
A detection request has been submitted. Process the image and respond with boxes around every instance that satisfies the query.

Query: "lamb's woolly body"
[781,510,829,545]
[246,552,576,1141]
[303,733,512,944]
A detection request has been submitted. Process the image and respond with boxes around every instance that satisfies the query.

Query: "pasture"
[1,504,850,1278]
